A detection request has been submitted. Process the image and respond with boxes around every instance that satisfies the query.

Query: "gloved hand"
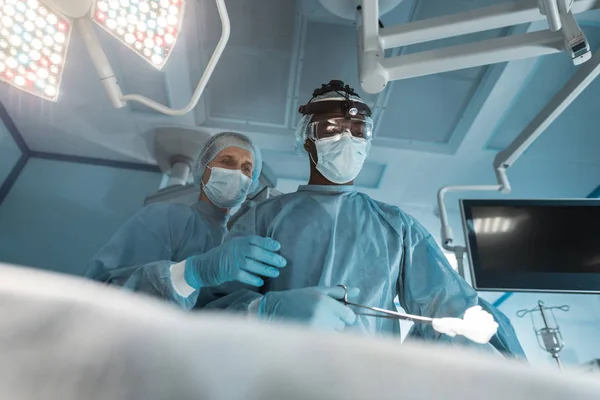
[257,286,359,332]
[184,236,287,289]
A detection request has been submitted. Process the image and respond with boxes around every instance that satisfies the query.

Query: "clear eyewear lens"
[309,118,372,141]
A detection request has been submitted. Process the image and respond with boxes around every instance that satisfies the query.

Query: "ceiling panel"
[397,153,495,207]
[208,47,291,125]
[203,0,297,51]
[377,71,486,143]
[404,27,509,55]
[301,0,418,26]
[301,0,357,25]
[488,26,600,164]
[412,0,514,20]
[198,0,297,126]
[402,27,509,82]
[487,55,573,150]
[375,2,512,147]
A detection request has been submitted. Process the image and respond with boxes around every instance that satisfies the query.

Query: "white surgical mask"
[202,167,251,209]
[313,132,368,184]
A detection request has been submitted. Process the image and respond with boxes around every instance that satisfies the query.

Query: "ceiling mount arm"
[538,0,590,64]
[438,49,600,253]
[356,1,388,93]
[76,18,126,109]
[494,49,600,171]
[358,0,598,94]
[557,4,591,64]
[437,184,505,253]
[538,0,563,31]
[120,0,230,116]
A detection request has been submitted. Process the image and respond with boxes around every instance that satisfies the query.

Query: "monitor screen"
[460,199,600,293]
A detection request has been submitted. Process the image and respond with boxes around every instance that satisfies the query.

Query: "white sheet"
[1,263,599,400]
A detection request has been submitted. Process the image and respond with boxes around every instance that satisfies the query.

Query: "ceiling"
[2,0,600,229]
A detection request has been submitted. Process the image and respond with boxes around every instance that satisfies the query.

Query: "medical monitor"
[460,199,600,294]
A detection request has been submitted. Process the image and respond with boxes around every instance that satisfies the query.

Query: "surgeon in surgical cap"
[85,132,287,310]
[200,81,526,358]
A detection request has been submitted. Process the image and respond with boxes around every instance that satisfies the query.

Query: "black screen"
[462,200,600,293]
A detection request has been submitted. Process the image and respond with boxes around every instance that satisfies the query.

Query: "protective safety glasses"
[307,117,373,142]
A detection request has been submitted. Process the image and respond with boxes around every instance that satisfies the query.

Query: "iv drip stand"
[538,302,563,370]
[517,301,570,371]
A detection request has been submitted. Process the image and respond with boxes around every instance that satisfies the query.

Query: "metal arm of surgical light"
[437,49,600,270]
[357,0,594,94]
[77,0,231,115]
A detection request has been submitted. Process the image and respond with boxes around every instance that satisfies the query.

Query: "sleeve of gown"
[196,205,264,312]
[398,217,525,356]
[477,297,527,360]
[84,204,200,311]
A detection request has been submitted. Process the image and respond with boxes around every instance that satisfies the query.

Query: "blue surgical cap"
[294,91,374,155]
[193,132,263,193]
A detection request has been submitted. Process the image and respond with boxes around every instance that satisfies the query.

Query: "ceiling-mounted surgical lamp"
[0,0,73,101]
[90,0,184,70]
[0,0,230,116]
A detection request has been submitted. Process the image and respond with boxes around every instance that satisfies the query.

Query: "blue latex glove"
[184,236,287,289]
[258,286,359,332]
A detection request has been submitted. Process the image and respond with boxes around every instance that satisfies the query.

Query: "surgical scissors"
[338,285,433,324]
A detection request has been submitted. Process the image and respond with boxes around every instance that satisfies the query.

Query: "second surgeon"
[85,132,287,310]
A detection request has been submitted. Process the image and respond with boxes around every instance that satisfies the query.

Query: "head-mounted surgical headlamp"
[298,80,372,119]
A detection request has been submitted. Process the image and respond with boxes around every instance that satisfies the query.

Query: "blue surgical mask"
[313,132,368,184]
[202,167,251,209]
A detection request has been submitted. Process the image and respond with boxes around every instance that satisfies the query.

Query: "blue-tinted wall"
[0,116,21,187]
[0,158,161,276]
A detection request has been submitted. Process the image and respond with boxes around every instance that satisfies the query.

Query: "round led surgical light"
[91,0,185,70]
[1,0,224,118]
[0,0,73,101]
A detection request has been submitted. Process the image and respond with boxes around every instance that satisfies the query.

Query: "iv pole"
[517,301,570,370]
[538,303,563,369]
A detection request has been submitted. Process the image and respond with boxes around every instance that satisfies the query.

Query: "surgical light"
[0,0,229,116]
[0,0,72,101]
[90,0,184,70]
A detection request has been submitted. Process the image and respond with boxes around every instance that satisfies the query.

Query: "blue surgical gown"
[85,201,228,310]
[202,185,526,358]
